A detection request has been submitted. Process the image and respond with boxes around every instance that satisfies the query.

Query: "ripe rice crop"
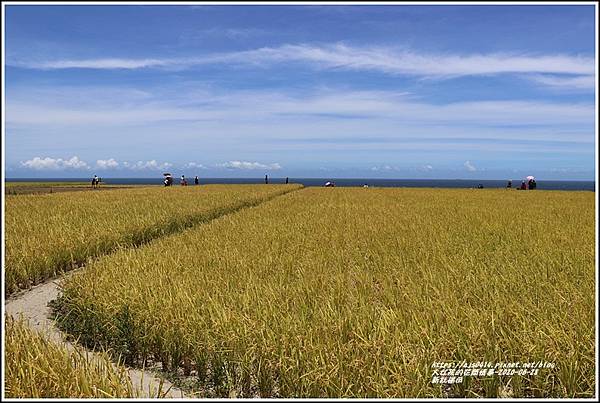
[53,187,595,397]
[5,184,301,294]
[5,181,132,195]
[5,181,90,189]
[4,316,135,398]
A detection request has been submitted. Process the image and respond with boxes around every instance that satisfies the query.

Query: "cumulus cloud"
[184,162,208,169]
[218,161,282,170]
[464,160,477,172]
[21,156,89,170]
[96,158,119,169]
[124,160,173,171]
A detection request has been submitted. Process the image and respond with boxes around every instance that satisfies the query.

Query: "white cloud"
[371,165,400,172]
[125,160,173,171]
[96,158,119,169]
[464,160,477,172]
[218,161,282,170]
[268,44,594,77]
[7,86,593,129]
[198,27,267,39]
[6,85,594,161]
[12,43,594,81]
[20,156,89,170]
[28,58,169,70]
[184,162,208,169]
[19,156,173,172]
[527,74,596,90]
[419,164,434,172]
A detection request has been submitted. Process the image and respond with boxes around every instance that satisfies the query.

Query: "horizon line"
[4,177,596,182]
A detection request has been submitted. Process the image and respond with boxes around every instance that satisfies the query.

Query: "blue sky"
[4,4,597,179]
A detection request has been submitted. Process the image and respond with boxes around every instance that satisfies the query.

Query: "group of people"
[264,175,290,184]
[163,175,200,186]
[91,175,101,189]
[162,174,290,187]
[95,174,539,190]
[507,178,537,190]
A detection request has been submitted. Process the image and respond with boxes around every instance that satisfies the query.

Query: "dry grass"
[53,187,595,397]
[4,184,301,294]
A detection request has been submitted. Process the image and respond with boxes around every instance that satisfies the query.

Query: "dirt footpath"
[5,275,186,398]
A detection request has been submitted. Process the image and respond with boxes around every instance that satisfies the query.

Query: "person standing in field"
[91,175,98,189]
[265,174,269,184]
[507,180,512,188]
[194,176,199,185]
[181,175,185,186]
[520,180,527,190]
[285,177,289,184]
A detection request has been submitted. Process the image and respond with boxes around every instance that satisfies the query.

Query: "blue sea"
[5,178,595,191]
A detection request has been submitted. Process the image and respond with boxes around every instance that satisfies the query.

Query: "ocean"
[5,178,595,191]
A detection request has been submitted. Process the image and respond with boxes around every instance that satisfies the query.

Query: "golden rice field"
[51,187,595,398]
[4,184,301,294]
[4,316,135,398]
[5,181,133,195]
[5,181,90,188]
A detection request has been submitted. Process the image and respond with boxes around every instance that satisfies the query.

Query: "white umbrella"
[526,175,535,180]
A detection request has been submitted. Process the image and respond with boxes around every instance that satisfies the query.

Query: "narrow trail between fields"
[6,272,185,397]
[5,185,305,398]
